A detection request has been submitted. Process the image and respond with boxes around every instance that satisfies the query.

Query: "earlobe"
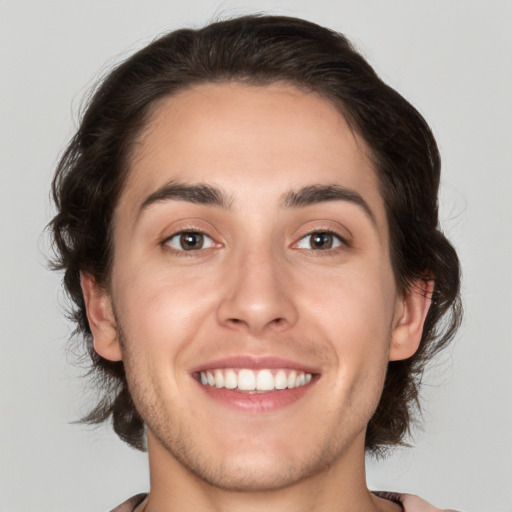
[389,280,433,361]
[80,273,123,362]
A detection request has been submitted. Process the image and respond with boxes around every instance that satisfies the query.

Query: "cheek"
[112,263,220,350]
[305,267,395,336]
[112,267,212,403]
[301,265,396,376]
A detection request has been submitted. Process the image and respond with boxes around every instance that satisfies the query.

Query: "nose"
[216,247,299,336]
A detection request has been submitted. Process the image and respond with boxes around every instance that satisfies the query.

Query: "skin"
[82,82,431,512]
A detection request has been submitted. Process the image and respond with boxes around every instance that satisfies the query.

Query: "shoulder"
[398,493,461,512]
[109,493,148,512]
[374,491,461,512]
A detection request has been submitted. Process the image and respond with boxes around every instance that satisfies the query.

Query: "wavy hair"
[50,15,462,453]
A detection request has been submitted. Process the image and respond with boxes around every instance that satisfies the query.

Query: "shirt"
[110,492,461,511]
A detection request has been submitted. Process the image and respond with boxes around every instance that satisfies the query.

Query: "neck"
[142,431,397,512]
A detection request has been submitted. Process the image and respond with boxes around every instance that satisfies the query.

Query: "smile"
[198,368,313,392]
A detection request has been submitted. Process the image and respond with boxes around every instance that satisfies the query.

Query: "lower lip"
[196,379,317,413]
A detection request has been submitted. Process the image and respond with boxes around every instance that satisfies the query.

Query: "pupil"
[180,232,203,250]
[311,233,332,249]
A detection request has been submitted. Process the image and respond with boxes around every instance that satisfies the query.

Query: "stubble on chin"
[112,308,389,494]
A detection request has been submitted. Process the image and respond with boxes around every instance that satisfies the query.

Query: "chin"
[182,453,326,492]
[156,429,342,493]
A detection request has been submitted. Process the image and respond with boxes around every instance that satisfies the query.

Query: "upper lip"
[190,355,320,375]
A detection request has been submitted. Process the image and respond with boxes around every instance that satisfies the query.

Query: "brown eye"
[296,231,343,250]
[310,232,334,249]
[180,232,204,250]
[165,232,214,251]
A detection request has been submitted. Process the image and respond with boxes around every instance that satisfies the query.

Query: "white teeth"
[275,369,288,390]
[198,368,313,392]
[238,369,256,391]
[256,369,274,391]
[224,369,237,389]
[214,369,224,388]
[288,370,297,389]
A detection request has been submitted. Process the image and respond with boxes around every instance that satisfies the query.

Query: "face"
[84,82,429,492]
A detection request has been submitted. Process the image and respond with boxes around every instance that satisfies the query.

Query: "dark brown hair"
[50,14,462,453]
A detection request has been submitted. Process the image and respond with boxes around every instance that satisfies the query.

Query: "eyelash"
[162,230,217,255]
[294,229,348,252]
[161,228,349,255]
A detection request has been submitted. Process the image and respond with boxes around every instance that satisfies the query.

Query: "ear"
[389,279,433,361]
[80,273,123,362]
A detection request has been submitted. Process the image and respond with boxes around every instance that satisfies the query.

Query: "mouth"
[196,368,313,393]
[192,357,319,412]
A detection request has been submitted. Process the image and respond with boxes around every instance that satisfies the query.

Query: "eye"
[164,231,215,251]
[295,231,344,250]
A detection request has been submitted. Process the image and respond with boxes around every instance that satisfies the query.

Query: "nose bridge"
[217,239,297,334]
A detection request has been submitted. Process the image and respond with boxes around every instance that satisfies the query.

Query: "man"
[50,15,462,512]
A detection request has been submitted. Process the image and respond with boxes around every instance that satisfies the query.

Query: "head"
[50,14,461,465]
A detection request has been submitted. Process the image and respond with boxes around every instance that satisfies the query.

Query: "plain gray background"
[1,1,511,511]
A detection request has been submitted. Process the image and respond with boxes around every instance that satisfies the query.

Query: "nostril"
[226,318,245,328]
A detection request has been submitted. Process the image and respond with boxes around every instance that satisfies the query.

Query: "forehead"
[119,82,386,231]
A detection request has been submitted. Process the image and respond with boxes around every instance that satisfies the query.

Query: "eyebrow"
[137,181,376,227]
[283,184,377,226]
[138,182,232,217]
